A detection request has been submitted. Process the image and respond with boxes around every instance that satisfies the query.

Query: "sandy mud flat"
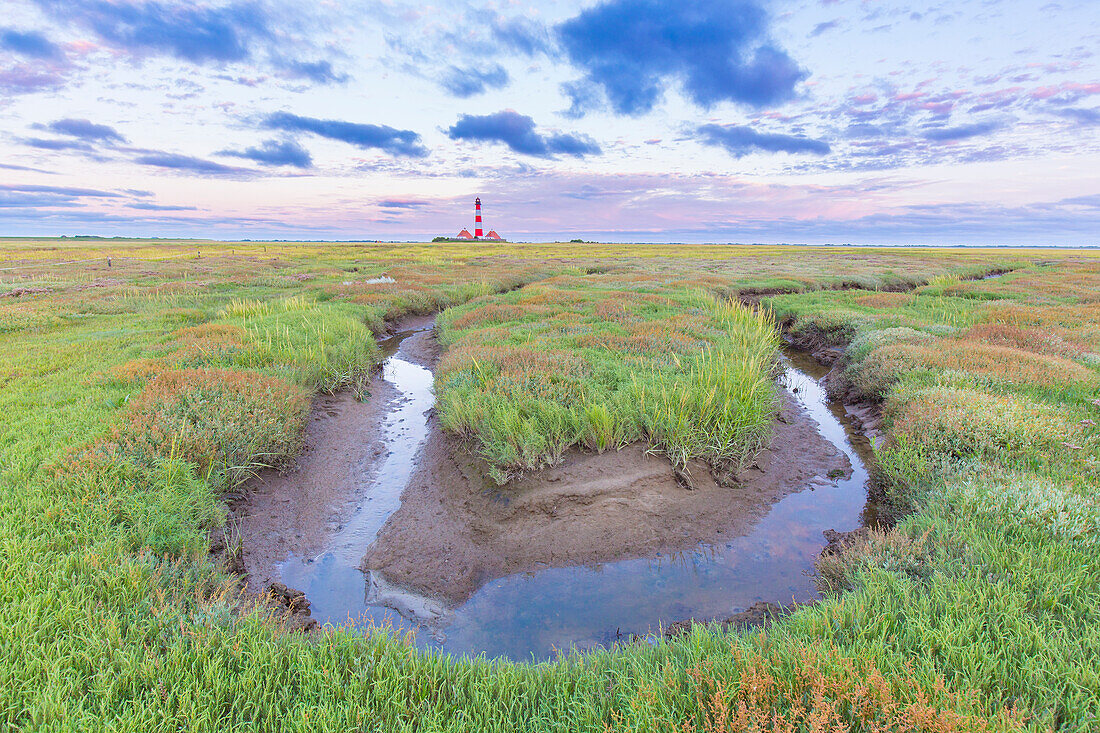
[362,391,849,604]
[230,315,867,656]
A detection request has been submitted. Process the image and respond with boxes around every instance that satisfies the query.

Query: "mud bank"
[742,265,1018,446]
[229,315,435,592]
[780,329,886,445]
[363,394,850,605]
[228,309,879,657]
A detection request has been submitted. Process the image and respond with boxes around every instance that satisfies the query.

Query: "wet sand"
[232,315,852,620]
[363,393,850,604]
[232,315,434,590]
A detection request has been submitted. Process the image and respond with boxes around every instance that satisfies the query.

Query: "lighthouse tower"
[474,197,483,239]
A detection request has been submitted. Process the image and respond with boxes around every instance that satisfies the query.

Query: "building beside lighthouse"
[452,197,505,241]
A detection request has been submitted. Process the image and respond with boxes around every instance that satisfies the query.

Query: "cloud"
[36,118,126,143]
[0,65,67,94]
[0,163,56,174]
[133,152,250,175]
[30,0,343,83]
[379,200,427,209]
[21,138,97,153]
[922,119,1005,141]
[490,16,553,56]
[697,124,830,157]
[810,20,840,37]
[447,110,601,158]
[440,64,509,98]
[0,182,122,208]
[0,183,120,198]
[219,138,312,168]
[127,202,198,211]
[32,0,269,63]
[278,58,347,84]
[262,112,428,157]
[0,28,64,60]
[555,0,806,115]
[1055,107,1100,125]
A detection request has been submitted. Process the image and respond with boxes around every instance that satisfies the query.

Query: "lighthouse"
[450,197,505,241]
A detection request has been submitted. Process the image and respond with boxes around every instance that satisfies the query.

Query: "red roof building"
[456,228,474,240]
[484,230,502,241]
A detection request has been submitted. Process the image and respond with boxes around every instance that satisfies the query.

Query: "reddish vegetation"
[854,292,915,308]
[450,303,531,329]
[875,340,1094,386]
[964,323,1087,358]
[620,639,1018,733]
[74,368,308,487]
[890,386,1089,462]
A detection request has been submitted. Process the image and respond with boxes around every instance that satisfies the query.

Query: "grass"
[764,257,1100,729]
[435,274,779,481]
[1,238,1099,730]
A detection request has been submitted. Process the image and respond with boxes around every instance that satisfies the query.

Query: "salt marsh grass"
[2,239,1099,730]
[436,274,779,480]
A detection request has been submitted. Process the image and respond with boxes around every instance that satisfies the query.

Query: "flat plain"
[2,238,1098,731]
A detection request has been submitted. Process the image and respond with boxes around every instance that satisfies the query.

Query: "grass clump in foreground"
[435,272,779,481]
[1,239,1099,731]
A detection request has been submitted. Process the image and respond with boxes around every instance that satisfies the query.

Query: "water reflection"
[281,345,877,662]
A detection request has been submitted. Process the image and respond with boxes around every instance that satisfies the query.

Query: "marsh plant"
[1,238,1098,730]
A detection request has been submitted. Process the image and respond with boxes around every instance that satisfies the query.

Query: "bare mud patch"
[230,315,434,591]
[362,391,849,605]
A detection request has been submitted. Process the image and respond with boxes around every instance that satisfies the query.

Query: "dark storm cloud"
[262,112,428,158]
[697,124,831,157]
[922,119,1005,141]
[133,152,250,175]
[447,111,601,158]
[219,138,312,168]
[36,118,126,143]
[555,0,806,116]
[0,28,63,59]
[440,64,509,98]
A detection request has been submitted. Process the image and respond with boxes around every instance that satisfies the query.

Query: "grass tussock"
[437,276,779,481]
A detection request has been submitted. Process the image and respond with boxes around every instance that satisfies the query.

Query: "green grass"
[2,239,1099,731]
[435,275,779,481]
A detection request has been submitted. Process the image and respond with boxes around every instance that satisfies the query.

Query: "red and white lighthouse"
[474,197,483,239]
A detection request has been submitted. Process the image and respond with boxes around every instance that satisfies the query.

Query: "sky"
[0,0,1098,245]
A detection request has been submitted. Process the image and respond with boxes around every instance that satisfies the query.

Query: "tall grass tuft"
[436,278,780,480]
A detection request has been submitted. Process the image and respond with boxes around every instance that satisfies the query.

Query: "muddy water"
[420,349,876,659]
[276,322,443,627]
[278,339,878,660]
